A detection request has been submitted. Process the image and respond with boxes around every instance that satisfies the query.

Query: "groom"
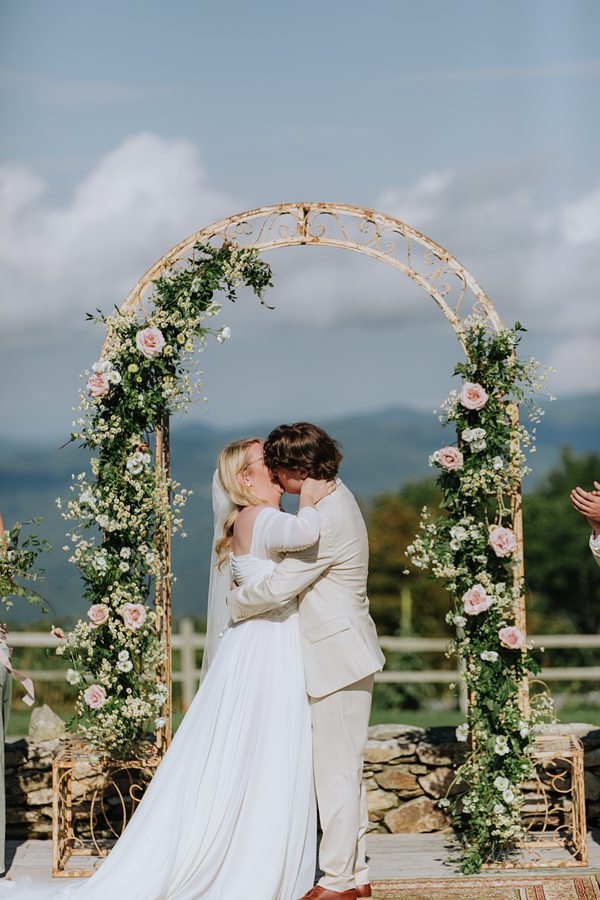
[228,422,385,899]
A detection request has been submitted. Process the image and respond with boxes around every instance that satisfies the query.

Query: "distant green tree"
[367,479,451,638]
[523,448,600,634]
[367,451,600,636]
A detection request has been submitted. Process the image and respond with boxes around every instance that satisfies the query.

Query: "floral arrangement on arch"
[56,242,273,756]
[407,316,553,874]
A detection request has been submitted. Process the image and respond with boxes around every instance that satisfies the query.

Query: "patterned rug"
[372,874,600,899]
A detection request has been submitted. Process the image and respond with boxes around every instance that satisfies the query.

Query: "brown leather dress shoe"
[355,886,372,898]
[297,887,357,899]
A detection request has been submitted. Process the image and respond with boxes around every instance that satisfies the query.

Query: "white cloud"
[378,160,600,339]
[1,137,598,404]
[560,183,600,245]
[549,337,600,394]
[0,133,235,337]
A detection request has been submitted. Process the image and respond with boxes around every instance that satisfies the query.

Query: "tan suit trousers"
[310,674,374,892]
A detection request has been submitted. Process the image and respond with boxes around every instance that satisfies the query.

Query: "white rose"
[502,788,516,804]
[480,650,499,662]
[92,360,112,374]
[216,326,231,344]
[494,775,509,791]
[453,614,467,627]
[116,659,133,672]
[118,650,130,662]
[66,668,81,685]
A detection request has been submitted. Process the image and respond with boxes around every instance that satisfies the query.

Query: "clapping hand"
[570,481,600,532]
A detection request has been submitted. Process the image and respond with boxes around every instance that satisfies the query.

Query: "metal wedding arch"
[50,201,584,876]
[117,201,525,743]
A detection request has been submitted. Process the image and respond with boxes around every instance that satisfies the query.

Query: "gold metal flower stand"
[488,733,587,869]
[52,739,160,877]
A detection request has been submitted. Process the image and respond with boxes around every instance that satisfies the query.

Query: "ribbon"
[0,638,35,707]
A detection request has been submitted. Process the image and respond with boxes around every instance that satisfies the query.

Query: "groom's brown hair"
[263,422,342,480]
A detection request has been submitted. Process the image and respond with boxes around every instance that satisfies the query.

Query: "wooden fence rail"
[8,625,600,713]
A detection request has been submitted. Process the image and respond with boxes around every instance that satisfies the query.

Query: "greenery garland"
[57,242,272,755]
[407,316,553,873]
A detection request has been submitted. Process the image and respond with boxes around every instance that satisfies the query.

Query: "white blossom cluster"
[55,243,264,753]
[406,316,555,870]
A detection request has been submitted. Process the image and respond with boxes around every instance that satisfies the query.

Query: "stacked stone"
[4,719,600,840]
[364,722,600,834]
[364,725,465,833]
[5,737,58,839]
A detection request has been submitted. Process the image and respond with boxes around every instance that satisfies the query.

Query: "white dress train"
[1,507,318,900]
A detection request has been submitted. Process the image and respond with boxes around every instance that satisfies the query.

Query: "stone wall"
[5,723,600,840]
[365,723,600,834]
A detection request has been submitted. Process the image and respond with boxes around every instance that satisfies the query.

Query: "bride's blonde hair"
[215,437,265,568]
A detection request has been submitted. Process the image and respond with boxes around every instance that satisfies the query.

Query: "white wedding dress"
[2,507,318,900]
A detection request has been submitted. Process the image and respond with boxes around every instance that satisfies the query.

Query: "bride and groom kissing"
[4,423,385,900]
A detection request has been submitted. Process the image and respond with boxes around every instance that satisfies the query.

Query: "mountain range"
[1,394,598,623]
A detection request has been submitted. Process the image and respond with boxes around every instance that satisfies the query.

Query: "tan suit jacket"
[227,481,385,698]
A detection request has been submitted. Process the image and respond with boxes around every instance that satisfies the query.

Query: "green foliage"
[524,448,600,634]
[58,242,273,755]
[0,518,52,611]
[407,317,550,873]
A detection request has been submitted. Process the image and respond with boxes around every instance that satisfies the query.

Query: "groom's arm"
[227,523,336,621]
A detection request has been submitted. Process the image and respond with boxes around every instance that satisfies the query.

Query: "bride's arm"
[263,477,336,552]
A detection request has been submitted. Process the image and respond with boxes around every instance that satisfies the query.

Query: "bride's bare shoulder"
[232,505,271,552]
[235,505,270,527]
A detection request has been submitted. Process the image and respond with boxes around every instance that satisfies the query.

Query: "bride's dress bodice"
[230,555,300,619]
[230,554,277,585]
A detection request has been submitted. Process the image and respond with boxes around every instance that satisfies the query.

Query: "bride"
[2,437,335,900]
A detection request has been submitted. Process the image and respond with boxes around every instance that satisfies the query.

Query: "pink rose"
[459,382,488,411]
[489,526,517,558]
[87,372,109,398]
[136,326,165,359]
[462,584,494,616]
[88,604,109,627]
[84,684,107,709]
[436,446,464,471]
[498,626,526,650]
[122,602,147,630]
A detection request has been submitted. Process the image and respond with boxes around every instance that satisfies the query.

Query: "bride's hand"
[299,477,337,508]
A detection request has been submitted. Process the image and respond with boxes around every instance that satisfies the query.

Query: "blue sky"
[1,1,600,437]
